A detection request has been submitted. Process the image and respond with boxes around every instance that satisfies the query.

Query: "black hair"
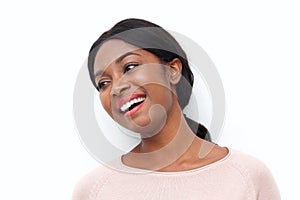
[88,18,211,141]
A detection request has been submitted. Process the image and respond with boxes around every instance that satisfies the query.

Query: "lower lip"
[124,100,145,118]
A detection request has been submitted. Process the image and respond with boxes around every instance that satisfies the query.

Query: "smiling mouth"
[120,96,146,113]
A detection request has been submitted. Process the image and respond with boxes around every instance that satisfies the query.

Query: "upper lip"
[117,93,146,111]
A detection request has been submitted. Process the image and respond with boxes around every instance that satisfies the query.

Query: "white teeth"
[120,97,145,112]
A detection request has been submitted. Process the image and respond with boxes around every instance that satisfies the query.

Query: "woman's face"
[93,39,178,134]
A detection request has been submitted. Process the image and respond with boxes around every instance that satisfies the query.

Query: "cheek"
[131,65,171,89]
[99,93,112,116]
[150,85,174,108]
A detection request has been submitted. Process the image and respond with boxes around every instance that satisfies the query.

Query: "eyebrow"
[94,52,141,79]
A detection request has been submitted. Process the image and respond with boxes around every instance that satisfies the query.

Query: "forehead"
[94,39,141,71]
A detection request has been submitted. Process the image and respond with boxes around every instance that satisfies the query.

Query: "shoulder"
[227,149,273,177]
[226,149,281,199]
[72,165,115,200]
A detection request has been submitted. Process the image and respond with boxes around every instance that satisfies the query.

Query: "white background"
[0,0,299,199]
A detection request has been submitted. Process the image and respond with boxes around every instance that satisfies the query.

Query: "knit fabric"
[73,149,280,200]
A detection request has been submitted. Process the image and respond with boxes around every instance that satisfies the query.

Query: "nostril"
[119,87,128,94]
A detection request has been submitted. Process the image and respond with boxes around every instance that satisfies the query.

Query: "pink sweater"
[73,149,280,200]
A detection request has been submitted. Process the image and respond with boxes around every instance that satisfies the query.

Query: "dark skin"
[94,39,228,172]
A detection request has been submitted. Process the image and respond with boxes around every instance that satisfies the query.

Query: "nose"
[111,78,131,96]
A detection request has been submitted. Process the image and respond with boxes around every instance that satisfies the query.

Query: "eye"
[97,80,110,91]
[124,63,139,73]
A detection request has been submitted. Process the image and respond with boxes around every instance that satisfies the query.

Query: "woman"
[73,18,280,199]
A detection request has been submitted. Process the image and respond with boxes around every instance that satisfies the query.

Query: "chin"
[116,114,167,138]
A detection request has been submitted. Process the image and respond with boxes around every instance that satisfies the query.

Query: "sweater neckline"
[117,147,232,175]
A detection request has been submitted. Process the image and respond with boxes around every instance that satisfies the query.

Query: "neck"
[125,102,199,170]
[139,104,191,152]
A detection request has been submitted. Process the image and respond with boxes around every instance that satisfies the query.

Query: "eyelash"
[124,63,139,73]
[97,81,109,91]
[97,63,139,92]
